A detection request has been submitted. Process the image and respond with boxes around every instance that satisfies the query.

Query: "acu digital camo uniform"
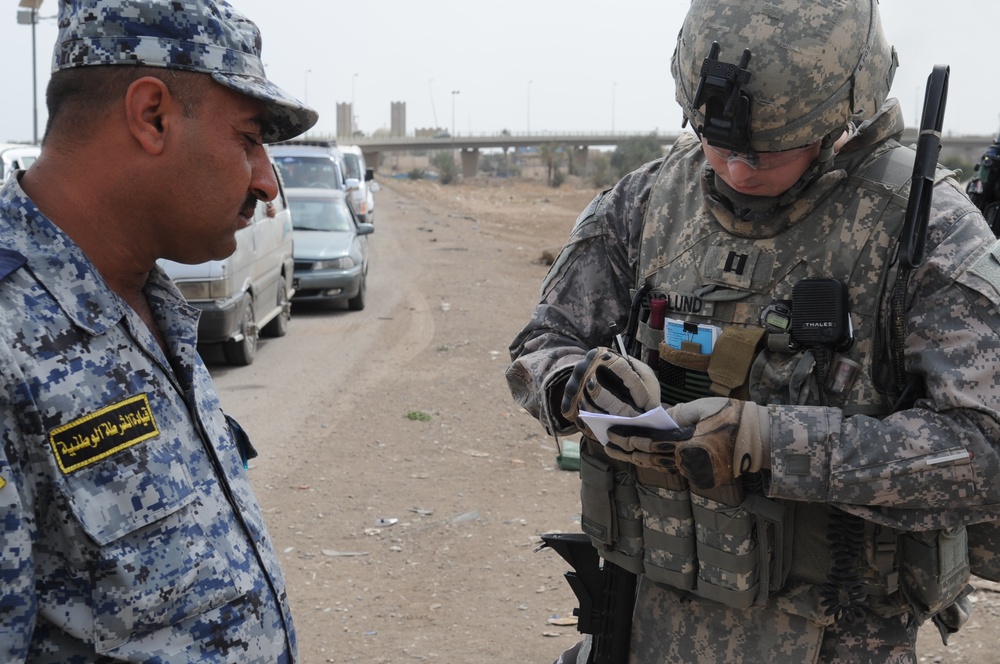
[0,181,296,660]
[507,99,1000,662]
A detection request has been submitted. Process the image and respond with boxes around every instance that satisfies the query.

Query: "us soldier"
[0,1,316,661]
[507,0,1000,661]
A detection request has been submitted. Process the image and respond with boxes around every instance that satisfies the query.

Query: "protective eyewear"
[706,142,816,171]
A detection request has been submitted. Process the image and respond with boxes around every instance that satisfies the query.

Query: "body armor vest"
[578,132,970,626]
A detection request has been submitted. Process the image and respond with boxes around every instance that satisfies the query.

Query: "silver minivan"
[340,145,379,224]
[158,159,295,366]
[269,140,348,192]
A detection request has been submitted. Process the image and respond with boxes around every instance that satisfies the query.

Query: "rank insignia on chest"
[48,394,160,474]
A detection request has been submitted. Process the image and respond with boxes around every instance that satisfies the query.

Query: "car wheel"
[261,276,290,338]
[224,295,258,366]
[347,275,366,311]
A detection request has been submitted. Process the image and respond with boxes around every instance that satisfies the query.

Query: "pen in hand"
[609,322,631,365]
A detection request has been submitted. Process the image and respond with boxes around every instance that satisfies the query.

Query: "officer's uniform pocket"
[64,444,243,653]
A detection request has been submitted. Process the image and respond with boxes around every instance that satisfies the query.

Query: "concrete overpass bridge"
[318,129,996,179]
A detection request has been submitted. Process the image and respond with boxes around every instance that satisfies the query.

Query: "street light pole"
[304,69,312,105]
[30,8,36,144]
[352,73,358,135]
[527,80,533,135]
[428,78,438,128]
[612,81,617,134]
[17,0,44,144]
[451,90,460,139]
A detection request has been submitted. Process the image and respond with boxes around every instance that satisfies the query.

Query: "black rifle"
[537,533,636,664]
[889,65,949,407]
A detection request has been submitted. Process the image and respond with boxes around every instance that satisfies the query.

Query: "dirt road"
[208,175,1000,663]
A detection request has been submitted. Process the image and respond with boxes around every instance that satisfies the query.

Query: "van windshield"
[275,156,340,189]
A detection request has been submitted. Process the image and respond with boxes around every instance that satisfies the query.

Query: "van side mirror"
[365,167,375,182]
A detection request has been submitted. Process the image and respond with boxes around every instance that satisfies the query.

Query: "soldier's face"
[701,138,820,198]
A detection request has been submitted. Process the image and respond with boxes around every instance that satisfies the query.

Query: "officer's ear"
[124,76,179,156]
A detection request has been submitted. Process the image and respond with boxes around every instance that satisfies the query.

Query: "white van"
[340,145,379,224]
[157,159,294,366]
[1,144,40,180]
[269,140,349,192]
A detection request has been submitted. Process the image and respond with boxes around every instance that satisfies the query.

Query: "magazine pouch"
[579,438,644,574]
[899,526,970,621]
[635,466,697,590]
[688,484,790,610]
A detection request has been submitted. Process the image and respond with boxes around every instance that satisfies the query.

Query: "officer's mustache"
[240,194,258,219]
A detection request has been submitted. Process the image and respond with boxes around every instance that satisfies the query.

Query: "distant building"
[336,103,352,139]
[391,102,406,137]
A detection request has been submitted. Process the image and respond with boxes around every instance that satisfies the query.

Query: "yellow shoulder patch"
[49,394,159,474]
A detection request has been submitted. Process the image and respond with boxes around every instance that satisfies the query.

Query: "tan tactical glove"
[667,397,770,490]
[603,422,696,468]
[560,347,660,436]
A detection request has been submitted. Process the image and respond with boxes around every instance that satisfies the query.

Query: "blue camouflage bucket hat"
[52,0,318,142]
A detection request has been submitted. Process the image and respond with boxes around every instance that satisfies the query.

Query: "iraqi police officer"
[508,0,1000,661]
[0,1,316,661]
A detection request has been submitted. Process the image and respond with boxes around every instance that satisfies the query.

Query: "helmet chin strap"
[715,126,851,219]
[775,132,838,205]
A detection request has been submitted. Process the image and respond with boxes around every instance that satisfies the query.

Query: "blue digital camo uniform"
[0,176,296,661]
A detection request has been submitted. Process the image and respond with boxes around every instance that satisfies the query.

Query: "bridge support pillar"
[363,149,381,170]
[570,146,589,174]
[461,148,479,179]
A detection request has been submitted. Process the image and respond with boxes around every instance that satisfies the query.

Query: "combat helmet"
[671,0,898,155]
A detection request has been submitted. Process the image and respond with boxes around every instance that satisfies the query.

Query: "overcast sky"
[3,1,999,144]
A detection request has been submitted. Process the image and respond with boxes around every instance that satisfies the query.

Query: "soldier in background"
[966,134,1000,233]
[0,1,316,661]
[508,0,1000,661]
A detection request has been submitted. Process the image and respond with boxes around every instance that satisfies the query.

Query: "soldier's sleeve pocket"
[64,446,243,653]
[959,239,1000,311]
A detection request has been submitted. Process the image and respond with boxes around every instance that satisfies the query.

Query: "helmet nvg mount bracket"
[692,42,754,153]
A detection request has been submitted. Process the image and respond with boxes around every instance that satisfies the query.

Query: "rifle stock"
[538,533,636,664]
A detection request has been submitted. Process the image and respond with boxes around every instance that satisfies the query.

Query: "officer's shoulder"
[0,248,26,283]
